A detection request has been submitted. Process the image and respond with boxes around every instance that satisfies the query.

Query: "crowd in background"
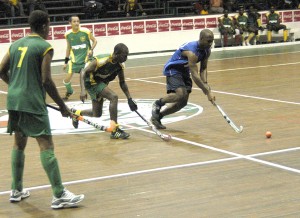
[193,0,300,15]
[0,0,299,19]
[0,0,47,17]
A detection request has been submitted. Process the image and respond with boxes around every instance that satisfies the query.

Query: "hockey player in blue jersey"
[151,29,216,129]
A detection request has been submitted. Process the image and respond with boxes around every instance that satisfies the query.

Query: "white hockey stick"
[135,110,172,141]
[47,104,113,132]
[213,103,243,133]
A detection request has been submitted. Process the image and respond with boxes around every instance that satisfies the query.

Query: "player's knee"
[109,93,118,103]
[93,110,102,117]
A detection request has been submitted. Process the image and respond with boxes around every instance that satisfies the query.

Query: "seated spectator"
[235,0,252,9]
[84,0,105,19]
[9,0,25,16]
[281,0,299,9]
[124,0,146,17]
[252,0,269,10]
[266,5,288,42]
[200,4,209,14]
[210,0,224,13]
[0,0,12,17]
[193,0,209,14]
[101,0,118,11]
[223,0,238,12]
[218,10,235,46]
[244,6,264,45]
[234,7,248,45]
[27,0,47,15]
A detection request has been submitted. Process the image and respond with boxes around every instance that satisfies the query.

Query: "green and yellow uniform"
[266,11,288,42]
[7,34,52,136]
[84,54,124,100]
[65,27,92,74]
[219,16,234,34]
[235,13,248,31]
[266,11,281,25]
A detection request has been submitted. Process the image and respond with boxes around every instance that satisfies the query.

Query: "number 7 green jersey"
[7,34,53,115]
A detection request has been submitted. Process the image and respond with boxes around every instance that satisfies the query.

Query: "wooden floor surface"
[1,43,300,217]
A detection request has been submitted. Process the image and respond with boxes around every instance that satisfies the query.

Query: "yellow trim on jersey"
[43,47,53,56]
[266,11,280,17]
[70,50,75,62]
[79,27,91,39]
[65,27,91,39]
[68,61,73,74]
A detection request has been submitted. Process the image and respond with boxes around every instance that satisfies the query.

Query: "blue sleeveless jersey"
[163,41,210,76]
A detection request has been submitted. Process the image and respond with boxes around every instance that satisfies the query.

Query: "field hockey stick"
[213,103,243,133]
[46,104,113,132]
[134,110,172,141]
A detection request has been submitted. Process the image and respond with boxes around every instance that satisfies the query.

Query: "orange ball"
[265,131,272,138]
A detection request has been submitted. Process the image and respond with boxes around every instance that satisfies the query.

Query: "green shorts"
[7,111,51,137]
[66,62,87,74]
[86,82,107,100]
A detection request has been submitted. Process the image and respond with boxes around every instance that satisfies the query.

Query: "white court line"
[1,135,300,196]
[1,48,300,195]
[134,78,300,105]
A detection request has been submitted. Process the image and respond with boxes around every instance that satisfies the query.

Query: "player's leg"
[99,85,130,139]
[151,73,189,129]
[280,24,288,42]
[71,97,104,129]
[267,24,273,43]
[79,97,104,117]
[62,63,83,100]
[9,131,30,202]
[160,72,191,117]
[234,28,242,46]
[245,27,255,45]
[37,135,84,209]
[7,111,30,202]
[62,61,74,100]
[34,112,84,208]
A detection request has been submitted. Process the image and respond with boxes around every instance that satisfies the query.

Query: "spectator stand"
[165,0,198,16]
[0,0,85,26]
[106,0,165,18]
[213,26,295,47]
[44,0,86,22]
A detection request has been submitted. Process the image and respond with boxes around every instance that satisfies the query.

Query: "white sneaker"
[51,189,84,209]
[9,189,30,202]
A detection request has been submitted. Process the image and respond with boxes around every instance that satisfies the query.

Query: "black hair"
[28,10,49,33]
[69,15,79,22]
[114,43,128,54]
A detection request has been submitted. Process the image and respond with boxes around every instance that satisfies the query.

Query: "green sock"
[11,149,25,191]
[63,80,73,94]
[40,149,64,198]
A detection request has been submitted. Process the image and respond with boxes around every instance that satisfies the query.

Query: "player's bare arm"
[79,59,97,102]
[118,70,131,99]
[183,51,208,94]
[42,49,70,117]
[63,40,71,70]
[88,34,97,58]
[0,52,10,84]
[200,59,215,103]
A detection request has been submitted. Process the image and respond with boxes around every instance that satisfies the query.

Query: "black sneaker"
[151,116,166,129]
[152,100,162,119]
[62,92,73,101]
[110,126,130,139]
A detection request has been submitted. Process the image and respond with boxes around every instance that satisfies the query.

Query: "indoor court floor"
[0,42,300,217]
